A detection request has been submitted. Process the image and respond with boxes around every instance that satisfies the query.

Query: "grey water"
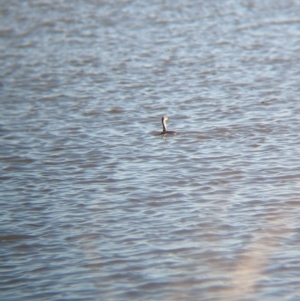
[1,0,300,300]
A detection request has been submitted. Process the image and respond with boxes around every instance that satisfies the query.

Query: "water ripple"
[1,0,300,300]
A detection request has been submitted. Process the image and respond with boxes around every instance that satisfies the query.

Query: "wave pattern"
[1,0,300,300]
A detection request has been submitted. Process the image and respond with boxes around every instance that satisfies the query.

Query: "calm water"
[1,0,300,300]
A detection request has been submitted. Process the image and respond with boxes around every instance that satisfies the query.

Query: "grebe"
[160,116,177,135]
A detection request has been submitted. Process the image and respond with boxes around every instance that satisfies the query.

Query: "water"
[1,0,300,300]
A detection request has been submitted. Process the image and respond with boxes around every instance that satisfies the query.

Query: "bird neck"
[162,119,167,132]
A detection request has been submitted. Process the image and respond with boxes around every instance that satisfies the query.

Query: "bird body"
[160,116,177,135]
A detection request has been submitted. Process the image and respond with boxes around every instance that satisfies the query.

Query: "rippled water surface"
[1,0,300,300]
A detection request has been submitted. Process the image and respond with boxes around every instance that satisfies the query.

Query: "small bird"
[160,116,177,135]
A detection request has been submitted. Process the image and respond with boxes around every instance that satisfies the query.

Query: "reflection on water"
[1,0,300,300]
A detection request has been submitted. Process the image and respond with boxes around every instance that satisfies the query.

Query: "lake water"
[1,0,300,300]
